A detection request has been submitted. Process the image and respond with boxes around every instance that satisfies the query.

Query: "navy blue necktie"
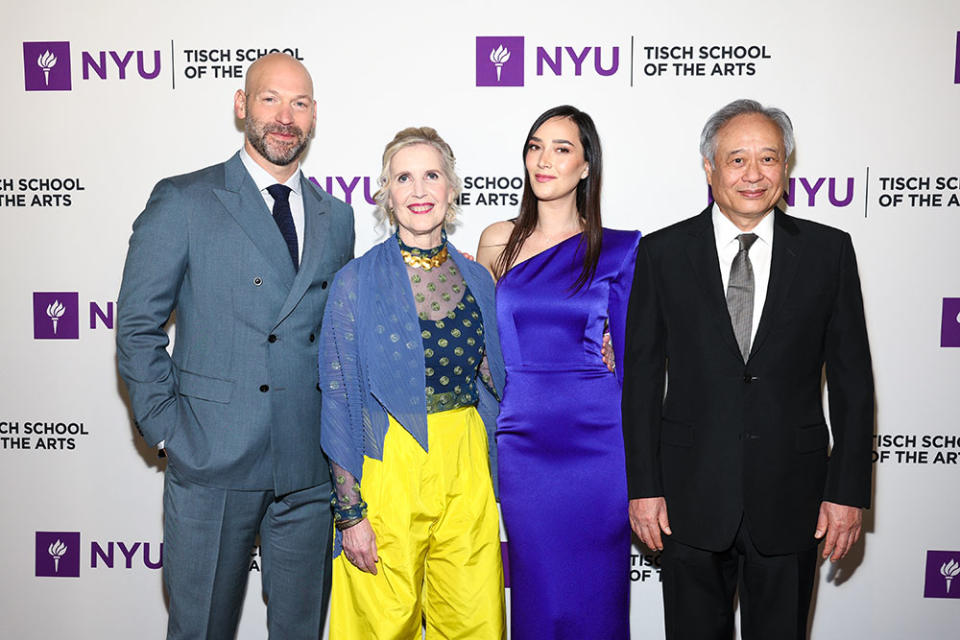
[267,183,298,271]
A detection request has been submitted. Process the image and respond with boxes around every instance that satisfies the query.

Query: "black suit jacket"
[622,206,874,555]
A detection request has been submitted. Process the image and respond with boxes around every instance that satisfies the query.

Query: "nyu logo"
[23,42,72,91]
[706,177,855,209]
[955,32,959,84]
[22,40,162,91]
[91,540,163,570]
[81,50,161,81]
[476,37,524,86]
[33,292,79,339]
[36,531,81,578]
[35,531,164,577]
[941,298,960,347]
[310,176,377,206]
[924,550,960,598]
[783,177,855,207]
[33,292,116,340]
[476,36,620,87]
[536,46,620,77]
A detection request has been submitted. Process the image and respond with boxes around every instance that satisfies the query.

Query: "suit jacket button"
[268,334,277,343]
[743,375,753,383]
[309,333,315,342]
[259,384,269,393]
[321,281,328,289]
[254,277,263,286]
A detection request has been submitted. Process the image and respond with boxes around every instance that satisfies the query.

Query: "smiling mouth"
[738,188,767,198]
[266,125,301,142]
[408,203,435,214]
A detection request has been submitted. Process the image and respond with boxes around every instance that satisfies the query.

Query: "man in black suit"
[622,99,874,639]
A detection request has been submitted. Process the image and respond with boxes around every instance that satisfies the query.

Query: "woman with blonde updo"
[319,127,505,639]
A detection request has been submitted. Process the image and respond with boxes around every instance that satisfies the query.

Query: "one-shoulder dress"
[496,228,641,639]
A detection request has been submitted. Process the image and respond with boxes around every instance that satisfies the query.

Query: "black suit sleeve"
[823,233,875,508]
[621,238,667,499]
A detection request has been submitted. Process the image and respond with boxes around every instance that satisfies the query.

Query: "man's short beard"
[246,119,312,166]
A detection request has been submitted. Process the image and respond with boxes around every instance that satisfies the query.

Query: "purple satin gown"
[496,228,641,639]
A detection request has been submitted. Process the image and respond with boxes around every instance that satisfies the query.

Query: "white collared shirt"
[239,147,305,261]
[712,204,774,343]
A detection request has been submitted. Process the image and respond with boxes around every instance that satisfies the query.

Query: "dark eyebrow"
[528,136,575,146]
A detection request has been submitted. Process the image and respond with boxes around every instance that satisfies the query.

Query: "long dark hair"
[494,105,603,292]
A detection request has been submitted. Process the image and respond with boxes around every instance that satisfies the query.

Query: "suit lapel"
[685,207,742,360]
[274,175,332,326]
[749,209,802,359]
[214,153,297,288]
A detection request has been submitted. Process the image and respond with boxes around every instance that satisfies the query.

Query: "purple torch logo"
[942,559,960,594]
[46,299,66,334]
[48,539,68,573]
[23,42,72,91]
[33,292,79,339]
[35,531,81,577]
[941,298,960,347]
[37,50,58,86]
[489,45,511,82]
[476,37,524,87]
[924,550,960,598]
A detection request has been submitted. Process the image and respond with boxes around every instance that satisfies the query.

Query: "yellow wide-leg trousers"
[330,406,504,639]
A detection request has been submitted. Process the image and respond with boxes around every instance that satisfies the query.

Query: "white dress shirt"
[712,204,774,343]
[240,147,305,261]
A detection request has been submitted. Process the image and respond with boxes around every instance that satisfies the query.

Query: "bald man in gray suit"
[117,53,354,639]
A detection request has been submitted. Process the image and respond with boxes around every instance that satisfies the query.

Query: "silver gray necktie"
[726,233,758,362]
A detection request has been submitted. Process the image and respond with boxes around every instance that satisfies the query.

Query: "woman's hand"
[341,518,379,574]
[602,331,616,373]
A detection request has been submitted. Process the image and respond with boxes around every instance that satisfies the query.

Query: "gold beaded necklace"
[400,245,449,270]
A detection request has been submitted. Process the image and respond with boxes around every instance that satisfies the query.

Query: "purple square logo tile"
[36,531,81,578]
[34,292,80,340]
[476,36,524,87]
[940,298,960,347]
[955,32,959,84]
[23,41,72,91]
[924,550,960,598]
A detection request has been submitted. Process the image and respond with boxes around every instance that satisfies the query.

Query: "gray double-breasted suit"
[117,151,354,638]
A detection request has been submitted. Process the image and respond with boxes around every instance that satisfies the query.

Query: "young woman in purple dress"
[477,105,641,639]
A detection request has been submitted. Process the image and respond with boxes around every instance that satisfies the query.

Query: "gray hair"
[372,126,462,230]
[699,99,795,168]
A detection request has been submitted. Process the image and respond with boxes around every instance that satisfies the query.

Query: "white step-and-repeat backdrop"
[2,1,958,637]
